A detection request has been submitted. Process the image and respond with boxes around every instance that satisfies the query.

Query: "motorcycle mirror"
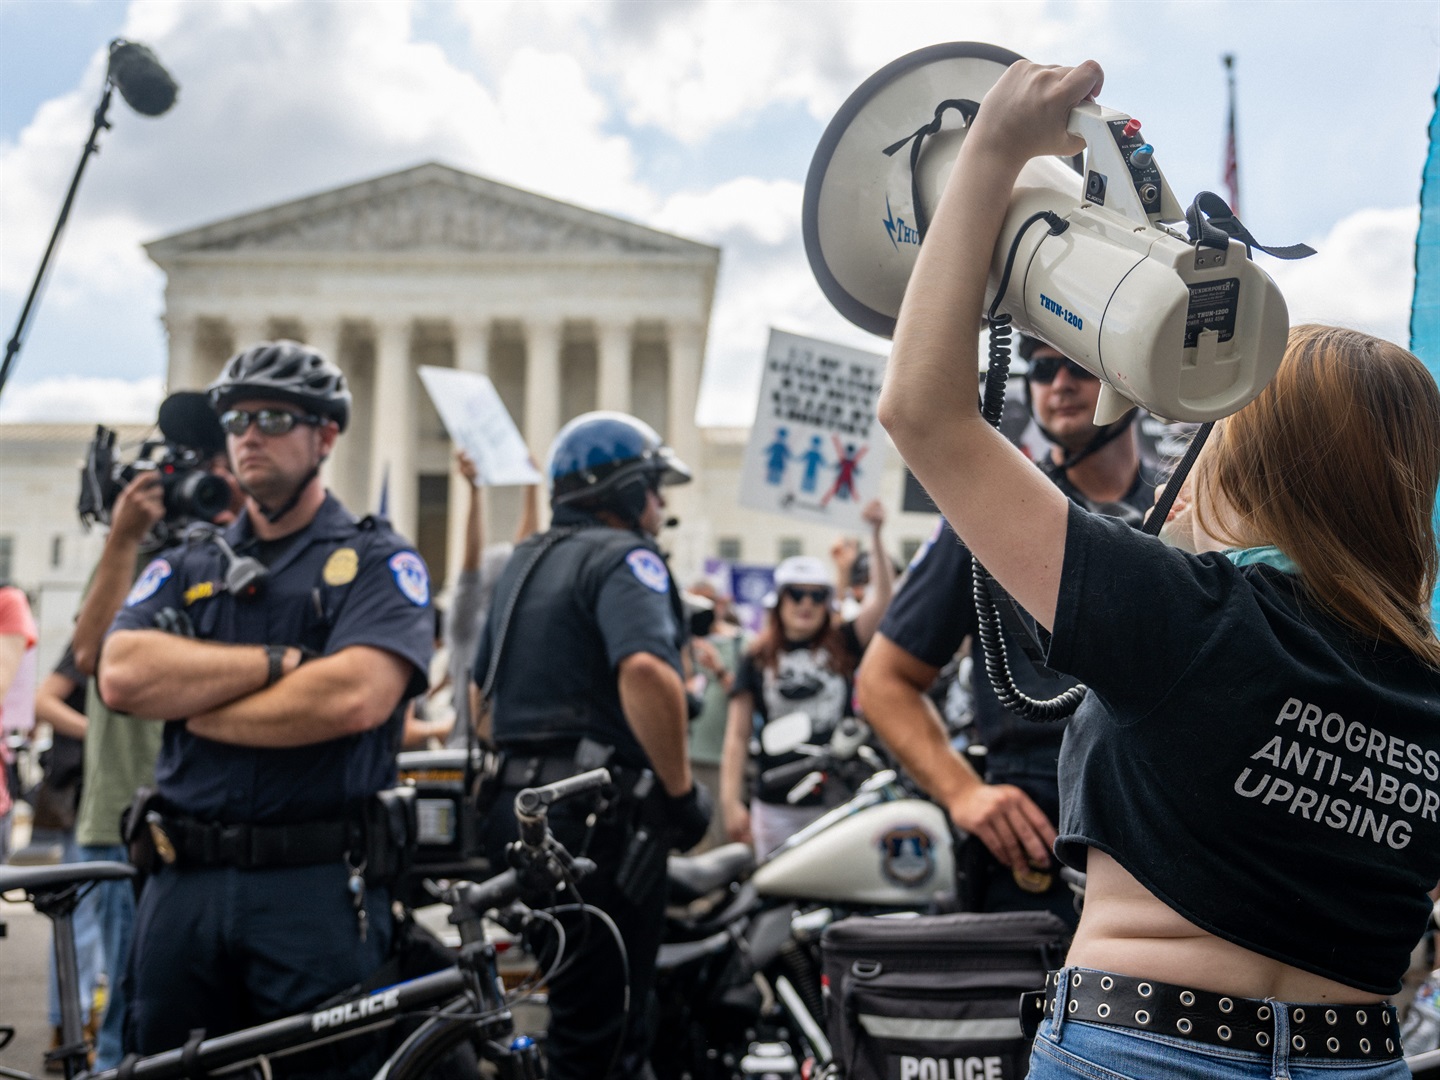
[761,711,814,757]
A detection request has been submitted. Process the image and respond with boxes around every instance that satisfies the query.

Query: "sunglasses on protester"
[219,408,326,437]
[1027,355,1098,384]
[782,586,831,606]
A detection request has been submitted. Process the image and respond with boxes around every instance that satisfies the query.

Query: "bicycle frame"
[1,768,614,1080]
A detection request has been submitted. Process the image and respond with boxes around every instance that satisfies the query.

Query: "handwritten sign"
[739,329,887,528]
[417,366,541,486]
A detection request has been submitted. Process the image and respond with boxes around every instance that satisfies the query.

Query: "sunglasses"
[782,586,831,605]
[1027,355,1098,384]
[219,408,325,437]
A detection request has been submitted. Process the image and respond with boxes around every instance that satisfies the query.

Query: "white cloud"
[451,0,1110,144]
[0,375,166,424]
[1266,206,1418,348]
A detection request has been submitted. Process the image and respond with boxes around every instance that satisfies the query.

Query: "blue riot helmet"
[548,411,692,523]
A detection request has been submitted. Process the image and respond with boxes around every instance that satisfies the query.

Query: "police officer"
[99,341,432,1076]
[474,411,711,1080]
[856,337,1152,927]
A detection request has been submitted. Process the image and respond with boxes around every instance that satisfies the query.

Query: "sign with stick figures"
[740,329,888,528]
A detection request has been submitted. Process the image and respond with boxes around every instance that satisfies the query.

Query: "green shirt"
[74,679,162,847]
[689,632,745,767]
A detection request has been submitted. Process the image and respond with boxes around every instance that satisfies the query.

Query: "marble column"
[227,316,270,355]
[666,321,705,469]
[596,320,633,414]
[665,320,707,577]
[369,319,417,538]
[163,314,199,393]
[523,319,563,460]
[447,321,491,589]
[302,318,352,506]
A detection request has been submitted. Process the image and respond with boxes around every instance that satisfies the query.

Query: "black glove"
[666,782,713,853]
[153,606,195,637]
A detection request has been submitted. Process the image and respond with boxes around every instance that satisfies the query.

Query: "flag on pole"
[1222,54,1241,217]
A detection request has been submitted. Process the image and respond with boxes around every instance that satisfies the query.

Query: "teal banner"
[1412,80,1440,628]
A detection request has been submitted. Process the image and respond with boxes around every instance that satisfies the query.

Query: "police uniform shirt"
[1050,505,1440,994]
[878,467,1153,810]
[474,505,684,770]
[110,494,433,826]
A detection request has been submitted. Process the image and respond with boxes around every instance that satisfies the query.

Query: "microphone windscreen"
[107,40,178,117]
[158,391,226,455]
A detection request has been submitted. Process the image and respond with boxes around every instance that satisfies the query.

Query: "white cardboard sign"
[739,329,888,528]
[417,366,542,486]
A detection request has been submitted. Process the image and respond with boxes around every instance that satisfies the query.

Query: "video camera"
[77,391,231,533]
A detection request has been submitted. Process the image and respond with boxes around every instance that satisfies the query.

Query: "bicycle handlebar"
[452,767,611,920]
[514,767,611,847]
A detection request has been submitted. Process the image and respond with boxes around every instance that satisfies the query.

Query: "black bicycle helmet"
[208,340,351,431]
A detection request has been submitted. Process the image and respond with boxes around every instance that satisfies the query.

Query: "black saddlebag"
[821,910,1068,1080]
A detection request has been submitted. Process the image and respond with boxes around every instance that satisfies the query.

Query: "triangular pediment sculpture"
[146,162,712,260]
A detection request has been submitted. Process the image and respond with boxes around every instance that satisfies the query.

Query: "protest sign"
[739,329,887,529]
[417,366,542,486]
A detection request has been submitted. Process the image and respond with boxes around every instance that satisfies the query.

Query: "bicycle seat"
[0,860,136,898]
[667,842,755,902]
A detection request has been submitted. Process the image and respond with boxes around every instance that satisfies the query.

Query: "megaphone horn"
[804,42,1302,425]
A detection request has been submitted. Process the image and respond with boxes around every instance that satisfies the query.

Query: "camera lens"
[169,471,231,522]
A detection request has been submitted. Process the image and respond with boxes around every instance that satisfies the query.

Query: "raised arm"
[851,498,895,646]
[73,473,165,675]
[457,451,484,573]
[878,60,1104,631]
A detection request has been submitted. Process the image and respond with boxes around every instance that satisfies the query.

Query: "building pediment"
[146,162,716,263]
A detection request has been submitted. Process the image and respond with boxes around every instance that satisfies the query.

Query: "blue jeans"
[76,843,133,1071]
[1028,966,1411,1080]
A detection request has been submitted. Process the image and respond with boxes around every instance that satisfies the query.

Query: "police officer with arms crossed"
[98,342,433,1076]
[473,411,711,1080]
[856,336,1150,926]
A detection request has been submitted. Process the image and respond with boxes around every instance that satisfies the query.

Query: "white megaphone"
[803,42,1298,424]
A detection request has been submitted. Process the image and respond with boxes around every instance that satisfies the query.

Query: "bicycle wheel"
[378,995,484,1080]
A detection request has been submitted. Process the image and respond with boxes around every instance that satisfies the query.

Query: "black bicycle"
[0,768,616,1080]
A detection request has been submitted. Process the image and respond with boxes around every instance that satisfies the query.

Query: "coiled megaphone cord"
[974,210,1087,722]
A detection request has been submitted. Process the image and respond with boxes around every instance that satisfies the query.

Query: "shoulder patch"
[908,518,945,571]
[126,559,172,607]
[388,551,430,606]
[625,549,671,594]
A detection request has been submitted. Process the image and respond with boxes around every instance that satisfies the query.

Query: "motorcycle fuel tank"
[751,799,955,907]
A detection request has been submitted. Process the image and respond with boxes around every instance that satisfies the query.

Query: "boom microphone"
[804,42,1312,425]
[107,39,178,117]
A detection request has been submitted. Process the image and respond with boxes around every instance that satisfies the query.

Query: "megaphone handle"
[1092,382,1138,428]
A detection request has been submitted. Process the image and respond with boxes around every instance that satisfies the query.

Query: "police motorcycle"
[650,712,960,1079]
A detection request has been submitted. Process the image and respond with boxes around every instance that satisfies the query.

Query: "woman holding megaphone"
[880,59,1440,1080]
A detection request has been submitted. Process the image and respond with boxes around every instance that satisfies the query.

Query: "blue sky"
[1,0,1437,426]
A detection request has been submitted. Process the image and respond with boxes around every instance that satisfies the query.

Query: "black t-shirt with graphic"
[733,622,863,805]
[1049,504,1440,994]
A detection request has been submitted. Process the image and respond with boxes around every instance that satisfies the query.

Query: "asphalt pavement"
[0,893,59,1078]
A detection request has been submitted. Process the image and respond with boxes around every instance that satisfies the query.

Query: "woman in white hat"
[721,501,893,857]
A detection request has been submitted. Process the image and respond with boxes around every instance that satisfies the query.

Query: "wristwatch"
[264,644,287,687]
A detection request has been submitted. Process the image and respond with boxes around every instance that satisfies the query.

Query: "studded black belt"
[1020,968,1403,1061]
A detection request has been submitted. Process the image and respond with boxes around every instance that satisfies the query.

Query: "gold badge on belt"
[146,812,177,865]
